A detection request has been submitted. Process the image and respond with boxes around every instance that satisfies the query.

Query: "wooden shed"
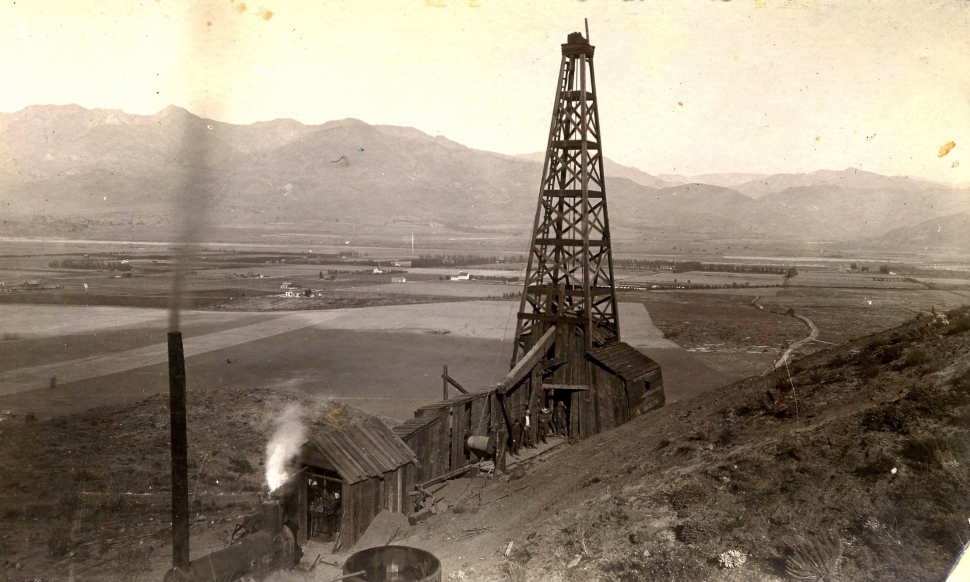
[586,341,665,429]
[287,417,417,549]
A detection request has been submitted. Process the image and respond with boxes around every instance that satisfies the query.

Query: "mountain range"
[2,104,968,249]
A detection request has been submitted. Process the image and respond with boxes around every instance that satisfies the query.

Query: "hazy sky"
[3,0,969,182]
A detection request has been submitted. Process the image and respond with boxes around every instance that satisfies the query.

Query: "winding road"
[775,313,819,369]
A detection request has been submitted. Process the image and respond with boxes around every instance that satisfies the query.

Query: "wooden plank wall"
[338,463,415,548]
[548,329,590,386]
[398,336,669,489]
[570,391,583,440]
[614,375,631,427]
[430,416,448,483]
[401,382,539,486]
[591,364,618,433]
[626,369,664,414]
[640,381,665,413]
[340,476,380,547]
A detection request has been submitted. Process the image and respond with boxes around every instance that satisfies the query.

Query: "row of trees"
[49,260,131,271]
[411,254,526,268]
[613,258,789,275]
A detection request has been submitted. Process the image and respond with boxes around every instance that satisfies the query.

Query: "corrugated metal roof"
[300,417,417,484]
[588,341,661,383]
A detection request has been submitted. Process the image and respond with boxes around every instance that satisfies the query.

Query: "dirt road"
[775,313,819,368]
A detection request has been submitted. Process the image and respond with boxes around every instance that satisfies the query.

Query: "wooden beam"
[551,140,600,150]
[527,367,544,419]
[496,326,557,395]
[418,464,475,489]
[542,189,604,199]
[525,286,613,296]
[441,365,469,395]
[534,238,607,247]
[543,383,590,391]
[516,313,586,325]
[541,357,569,373]
[442,364,449,400]
[495,391,513,437]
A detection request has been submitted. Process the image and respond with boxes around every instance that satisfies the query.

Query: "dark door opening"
[307,472,342,542]
[550,389,572,438]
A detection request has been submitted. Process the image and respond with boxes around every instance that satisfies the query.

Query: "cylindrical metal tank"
[343,545,441,582]
[465,435,495,458]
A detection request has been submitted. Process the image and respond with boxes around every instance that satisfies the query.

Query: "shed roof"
[587,341,661,383]
[300,417,417,484]
[410,390,491,420]
[392,415,442,440]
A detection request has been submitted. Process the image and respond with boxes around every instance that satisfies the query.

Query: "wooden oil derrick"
[512,29,619,368]
[487,29,662,444]
[387,31,664,495]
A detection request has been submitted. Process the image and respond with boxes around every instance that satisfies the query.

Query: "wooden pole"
[579,53,592,351]
[167,332,190,572]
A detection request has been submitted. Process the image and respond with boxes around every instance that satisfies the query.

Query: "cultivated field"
[787,270,927,289]
[615,270,787,287]
[345,281,515,298]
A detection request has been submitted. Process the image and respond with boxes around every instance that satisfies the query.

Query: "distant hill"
[2,104,967,246]
[0,106,541,226]
[758,184,970,239]
[657,172,768,190]
[858,213,970,251]
[732,168,945,199]
[607,181,812,236]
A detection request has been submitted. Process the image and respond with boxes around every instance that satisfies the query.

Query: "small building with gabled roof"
[285,417,417,549]
[587,342,665,424]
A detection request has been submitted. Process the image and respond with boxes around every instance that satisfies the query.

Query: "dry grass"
[113,531,152,582]
[785,530,843,581]
[503,560,528,582]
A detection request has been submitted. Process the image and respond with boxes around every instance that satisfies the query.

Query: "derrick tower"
[512,31,619,366]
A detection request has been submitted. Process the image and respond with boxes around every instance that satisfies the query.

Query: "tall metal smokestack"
[168,331,190,572]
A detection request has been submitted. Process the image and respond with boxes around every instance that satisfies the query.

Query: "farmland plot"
[786,271,926,289]
[615,270,787,287]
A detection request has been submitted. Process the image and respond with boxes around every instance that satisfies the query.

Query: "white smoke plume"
[265,403,306,493]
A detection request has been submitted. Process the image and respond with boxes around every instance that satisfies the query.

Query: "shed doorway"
[549,389,573,439]
[307,471,342,542]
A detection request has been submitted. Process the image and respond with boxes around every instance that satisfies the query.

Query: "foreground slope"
[405,307,970,581]
[0,307,968,580]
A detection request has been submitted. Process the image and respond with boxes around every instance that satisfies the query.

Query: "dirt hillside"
[399,306,970,581]
[1,307,969,581]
